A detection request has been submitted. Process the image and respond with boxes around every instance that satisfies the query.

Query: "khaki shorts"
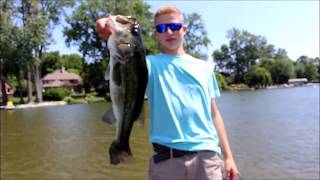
[149,150,224,180]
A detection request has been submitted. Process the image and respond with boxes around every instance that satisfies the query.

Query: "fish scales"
[97,15,148,165]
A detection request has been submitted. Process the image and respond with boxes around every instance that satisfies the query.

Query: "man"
[96,5,239,180]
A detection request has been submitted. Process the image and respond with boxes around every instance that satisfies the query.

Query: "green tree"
[0,0,14,105]
[82,60,108,94]
[11,0,74,103]
[245,66,272,88]
[314,57,320,81]
[213,28,272,83]
[295,55,319,81]
[61,54,84,74]
[274,48,289,60]
[0,0,30,104]
[270,59,295,84]
[215,72,229,91]
[64,0,155,93]
[42,52,84,76]
[64,0,155,61]
[183,13,211,60]
[212,44,232,72]
[42,51,61,76]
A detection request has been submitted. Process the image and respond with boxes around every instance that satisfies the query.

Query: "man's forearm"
[211,99,234,159]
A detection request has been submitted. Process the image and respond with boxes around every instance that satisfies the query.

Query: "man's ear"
[154,31,160,40]
[182,26,188,34]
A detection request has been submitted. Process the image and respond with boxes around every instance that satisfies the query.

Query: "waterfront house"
[42,68,83,92]
[288,78,308,85]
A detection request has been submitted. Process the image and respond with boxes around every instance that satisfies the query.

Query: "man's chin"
[162,44,180,51]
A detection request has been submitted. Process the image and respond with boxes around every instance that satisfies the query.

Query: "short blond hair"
[154,6,184,24]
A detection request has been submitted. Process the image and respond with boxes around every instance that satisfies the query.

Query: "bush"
[64,96,87,104]
[245,67,273,88]
[215,72,229,91]
[85,95,106,103]
[229,83,251,91]
[43,88,70,101]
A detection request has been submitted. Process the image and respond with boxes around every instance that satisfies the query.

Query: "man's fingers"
[95,18,112,40]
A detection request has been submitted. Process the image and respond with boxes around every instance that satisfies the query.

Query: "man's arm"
[211,98,240,180]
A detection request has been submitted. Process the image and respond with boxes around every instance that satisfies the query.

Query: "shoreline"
[227,82,319,91]
[1,83,318,110]
[0,101,67,110]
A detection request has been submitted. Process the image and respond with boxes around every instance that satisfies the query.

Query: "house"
[288,78,308,85]
[0,78,14,98]
[42,67,83,92]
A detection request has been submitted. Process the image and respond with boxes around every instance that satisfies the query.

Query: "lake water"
[1,85,319,179]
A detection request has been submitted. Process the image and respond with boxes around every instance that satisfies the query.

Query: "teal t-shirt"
[146,53,221,155]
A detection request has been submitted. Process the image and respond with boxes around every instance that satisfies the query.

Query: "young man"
[97,5,239,180]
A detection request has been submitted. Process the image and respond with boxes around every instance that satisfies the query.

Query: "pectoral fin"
[102,108,117,125]
[104,64,110,81]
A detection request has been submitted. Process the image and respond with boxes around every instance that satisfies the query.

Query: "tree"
[314,57,320,81]
[61,54,84,74]
[213,28,272,83]
[271,59,295,84]
[0,0,14,105]
[64,0,155,61]
[64,0,155,92]
[213,44,232,73]
[245,66,272,88]
[295,55,319,81]
[215,72,229,91]
[42,52,84,77]
[183,13,211,60]
[274,48,289,60]
[82,60,108,95]
[11,0,74,103]
[5,26,33,104]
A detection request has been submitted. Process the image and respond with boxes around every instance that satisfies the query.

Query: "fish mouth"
[118,43,131,48]
[117,40,131,48]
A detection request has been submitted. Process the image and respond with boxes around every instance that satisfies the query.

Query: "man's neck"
[161,48,186,56]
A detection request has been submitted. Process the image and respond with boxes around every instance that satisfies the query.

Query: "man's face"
[155,13,187,53]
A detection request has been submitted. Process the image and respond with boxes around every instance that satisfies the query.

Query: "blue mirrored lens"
[156,23,182,33]
[169,23,182,31]
[156,24,167,33]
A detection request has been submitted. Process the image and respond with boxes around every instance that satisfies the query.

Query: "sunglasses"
[155,23,183,33]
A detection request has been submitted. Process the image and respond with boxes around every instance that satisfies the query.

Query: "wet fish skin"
[99,15,148,165]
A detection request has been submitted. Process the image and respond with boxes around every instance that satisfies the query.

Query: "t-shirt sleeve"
[146,55,152,78]
[209,63,221,98]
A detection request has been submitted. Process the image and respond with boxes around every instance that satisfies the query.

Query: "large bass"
[96,15,148,165]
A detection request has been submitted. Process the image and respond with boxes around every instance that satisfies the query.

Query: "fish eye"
[131,24,140,36]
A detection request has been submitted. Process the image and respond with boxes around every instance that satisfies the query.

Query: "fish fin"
[109,140,132,165]
[135,103,145,127]
[104,64,110,81]
[102,108,117,125]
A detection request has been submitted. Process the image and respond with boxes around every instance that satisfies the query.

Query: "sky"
[47,0,319,61]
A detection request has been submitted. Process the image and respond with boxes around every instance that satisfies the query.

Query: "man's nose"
[166,27,173,34]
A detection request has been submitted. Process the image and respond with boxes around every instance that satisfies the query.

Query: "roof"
[42,80,75,88]
[288,78,308,83]
[42,68,82,82]
[41,68,83,88]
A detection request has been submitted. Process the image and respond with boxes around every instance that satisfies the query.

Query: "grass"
[64,95,106,104]
[9,93,107,106]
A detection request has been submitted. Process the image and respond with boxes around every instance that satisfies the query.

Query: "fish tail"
[109,140,132,165]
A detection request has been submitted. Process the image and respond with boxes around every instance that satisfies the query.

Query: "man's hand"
[95,18,112,40]
[224,158,240,180]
